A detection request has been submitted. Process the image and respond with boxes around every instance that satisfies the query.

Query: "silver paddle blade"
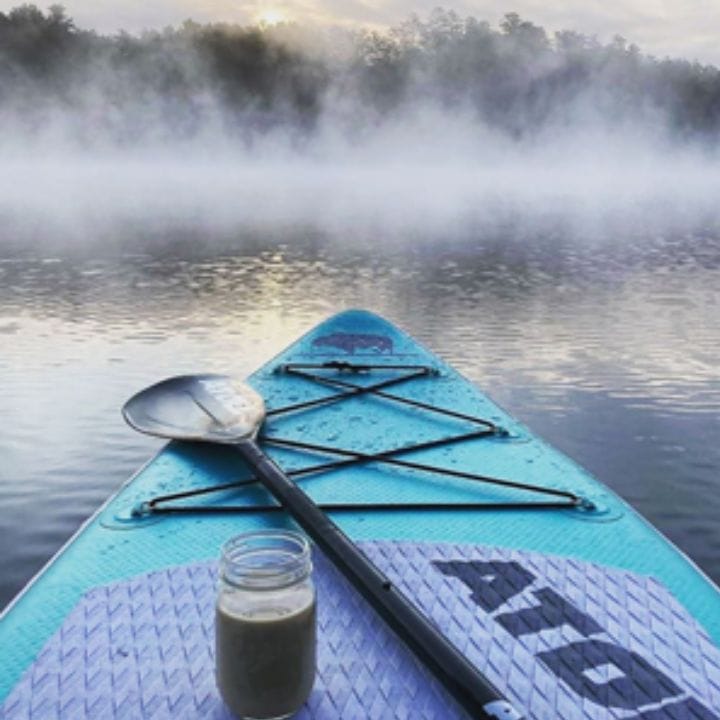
[122,374,265,443]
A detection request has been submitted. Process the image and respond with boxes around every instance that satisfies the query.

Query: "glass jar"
[215,530,316,720]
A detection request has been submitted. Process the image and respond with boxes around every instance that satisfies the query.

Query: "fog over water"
[3,135,719,242]
[1,6,720,239]
[1,7,719,607]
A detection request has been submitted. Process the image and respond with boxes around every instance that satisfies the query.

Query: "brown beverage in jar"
[215,531,316,719]
[216,599,316,719]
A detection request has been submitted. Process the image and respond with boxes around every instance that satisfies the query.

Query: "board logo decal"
[433,559,720,719]
[312,332,393,354]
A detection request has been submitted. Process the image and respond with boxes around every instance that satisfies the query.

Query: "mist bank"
[2,5,720,242]
[2,143,720,246]
[2,5,720,148]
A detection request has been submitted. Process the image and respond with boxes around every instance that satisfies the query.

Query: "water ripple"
[0,227,719,607]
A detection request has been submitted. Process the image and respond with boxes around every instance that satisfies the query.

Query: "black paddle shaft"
[235,439,524,720]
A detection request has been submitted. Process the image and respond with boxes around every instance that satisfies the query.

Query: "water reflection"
[0,225,719,607]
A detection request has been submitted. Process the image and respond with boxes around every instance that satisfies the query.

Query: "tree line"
[1,4,719,144]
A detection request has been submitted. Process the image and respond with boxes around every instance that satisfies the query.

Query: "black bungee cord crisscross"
[134,361,585,517]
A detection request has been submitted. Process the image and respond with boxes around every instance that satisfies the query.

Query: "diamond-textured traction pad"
[2,541,719,719]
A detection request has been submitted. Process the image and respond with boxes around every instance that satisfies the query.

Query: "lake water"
[1,222,718,609]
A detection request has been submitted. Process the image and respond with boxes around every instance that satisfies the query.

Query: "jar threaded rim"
[220,530,312,589]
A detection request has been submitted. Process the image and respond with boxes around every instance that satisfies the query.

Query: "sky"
[2,0,719,66]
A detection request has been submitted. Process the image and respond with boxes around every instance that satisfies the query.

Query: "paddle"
[123,374,524,720]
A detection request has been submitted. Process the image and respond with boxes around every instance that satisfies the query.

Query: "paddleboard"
[1,309,718,719]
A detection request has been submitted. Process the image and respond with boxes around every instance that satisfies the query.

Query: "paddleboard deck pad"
[1,310,719,719]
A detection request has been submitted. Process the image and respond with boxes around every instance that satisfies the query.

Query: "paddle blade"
[122,374,265,443]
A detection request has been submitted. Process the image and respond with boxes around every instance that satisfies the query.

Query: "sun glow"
[255,8,287,26]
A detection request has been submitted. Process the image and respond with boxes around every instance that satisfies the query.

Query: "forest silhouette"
[1,4,719,146]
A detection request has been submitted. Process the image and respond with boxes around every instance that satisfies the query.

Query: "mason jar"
[215,530,316,720]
